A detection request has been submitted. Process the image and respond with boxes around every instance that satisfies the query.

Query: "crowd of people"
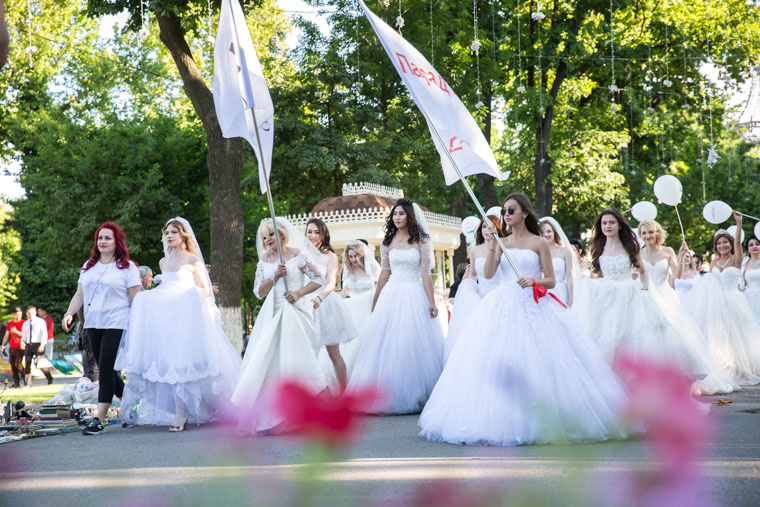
[8,190,756,447]
[2,305,56,388]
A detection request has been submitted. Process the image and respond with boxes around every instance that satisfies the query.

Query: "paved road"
[1,387,759,506]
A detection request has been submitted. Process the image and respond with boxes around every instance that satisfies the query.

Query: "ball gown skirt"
[116,271,242,426]
[744,269,760,327]
[231,256,329,434]
[686,268,760,386]
[345,247,444,415]
[419,249,628,446]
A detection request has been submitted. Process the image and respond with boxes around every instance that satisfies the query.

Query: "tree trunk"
[450,194,468,270]
[156,11,244,350]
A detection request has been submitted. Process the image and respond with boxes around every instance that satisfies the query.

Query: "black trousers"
[23,345,54,382]
[89,329,125,404]
[8,348,23,384]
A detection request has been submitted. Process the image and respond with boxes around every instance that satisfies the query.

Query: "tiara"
[714,229,730,238]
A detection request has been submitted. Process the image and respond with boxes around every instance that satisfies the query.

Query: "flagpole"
[247,107,289,292]
[423,114,522,279]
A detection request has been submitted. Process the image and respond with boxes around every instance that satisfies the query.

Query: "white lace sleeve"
[380,244,391,271]
[297,253,325,286]
[419,238,432,274]
[253,262,276,299]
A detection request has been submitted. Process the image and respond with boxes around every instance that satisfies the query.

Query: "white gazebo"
[288,182,462,290]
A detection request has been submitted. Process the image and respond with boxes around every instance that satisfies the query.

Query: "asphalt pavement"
[1,386,759,506]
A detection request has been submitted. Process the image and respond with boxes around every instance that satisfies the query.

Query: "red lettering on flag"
[449,137,463,153]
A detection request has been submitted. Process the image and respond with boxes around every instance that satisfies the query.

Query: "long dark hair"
[382,198,429,246]
[500,193,541,237]
[305,218,334,253]
[475,215,501,245]
[82,222,132,272]
[590,208,640,273]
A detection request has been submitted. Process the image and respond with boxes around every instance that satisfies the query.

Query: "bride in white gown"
[743,234,760,326]
[338,240,380,375]
[685,213,760,385]
[231,218,329,434]
[572,209,710,384]
[344,198,444,415]
[444,213,502,363]
[539,217,578,306]
[636,220,736,395]
[117,218,242,431]
[420,193,628,446]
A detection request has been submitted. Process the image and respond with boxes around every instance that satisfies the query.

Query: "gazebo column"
[447,249,455,286]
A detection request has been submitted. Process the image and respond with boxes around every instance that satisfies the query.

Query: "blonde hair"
[637,220,666,246]
[259,221,289,251]
[163,219,197,254]
[343,243,366,273]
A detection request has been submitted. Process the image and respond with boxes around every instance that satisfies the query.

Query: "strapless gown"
[744,268,760,327]
[116,271,242,426]
[549,256,569,305]
[674,277,697,307]
[573,254,710,381]
[338,275,375,376]
[420,248,628,446]
[686,267,760,385]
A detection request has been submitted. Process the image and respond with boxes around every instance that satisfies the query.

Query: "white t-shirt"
[78,260,141,330]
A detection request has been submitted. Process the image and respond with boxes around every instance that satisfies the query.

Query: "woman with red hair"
[62,222,142,435]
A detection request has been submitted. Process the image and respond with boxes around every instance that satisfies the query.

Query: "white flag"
[213,0,274,193]
[358,0,507,185]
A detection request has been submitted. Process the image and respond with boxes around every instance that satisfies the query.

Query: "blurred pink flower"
[613,354,715,506]
[272,379,383,447]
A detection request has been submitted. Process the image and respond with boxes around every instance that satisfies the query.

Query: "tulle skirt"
[550,280,569,306]
[232,283,329,433]
[745,289,760,327]
[573,277,710,380]
[116,281,242,426]
[313,292,359,346]
[419,283,628,446]
[444,279,481,364]
[647,281,737,395]
[345,280,444,415]
[686,276,760,386]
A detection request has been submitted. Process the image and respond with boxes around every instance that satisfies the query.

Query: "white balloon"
[755,221,760,241]
[727,225,745,243]
[461,216,481,236]
[486,206,502,218]
[653,175,683,206]
[702,200,733,224]
[631,201,658,222]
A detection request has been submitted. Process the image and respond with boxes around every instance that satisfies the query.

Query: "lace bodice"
[598,254,635,281]
[551,257,567,283]
[344,274,374,295]
[381,240,431,284]
[498,248,542,282]
[713,266,742,293]
[474,256,502,295]
[745,268,760,292]
[643,259,670,287]
[253,252,324,299]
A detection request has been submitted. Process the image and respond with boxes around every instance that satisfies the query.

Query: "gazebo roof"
[311,194,397,214]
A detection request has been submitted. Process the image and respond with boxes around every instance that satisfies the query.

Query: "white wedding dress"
[344,241,444,414]
[117,270,242,426]
[335,274,375,376]
[573,254,709,380]
[419,249,628,446]
[444,256,500,363]
[549,256,569,305]
[232,253,330,433]
[686,267,760,385]
[674,277,697,307]
[744,267,760,326]
[643,260,737,394]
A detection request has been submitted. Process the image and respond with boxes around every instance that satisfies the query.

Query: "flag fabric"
[213,0,274,193]
[358,0,507,185]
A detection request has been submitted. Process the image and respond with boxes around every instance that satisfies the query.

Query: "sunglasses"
[500,207,518,216]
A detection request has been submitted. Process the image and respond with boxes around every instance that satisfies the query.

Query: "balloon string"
[741,212,760,222]
[674,205,686,243]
